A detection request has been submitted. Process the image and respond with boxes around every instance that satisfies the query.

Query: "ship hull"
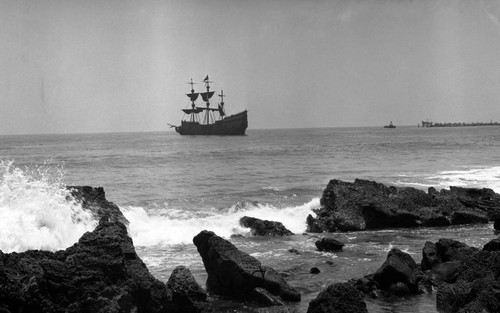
[175,110,248,135]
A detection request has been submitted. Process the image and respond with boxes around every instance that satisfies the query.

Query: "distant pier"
[420,120,500,128]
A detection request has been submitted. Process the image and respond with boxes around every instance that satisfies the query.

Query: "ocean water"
[1,126,499,312]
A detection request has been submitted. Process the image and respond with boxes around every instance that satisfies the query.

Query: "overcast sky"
[1,0,500,135]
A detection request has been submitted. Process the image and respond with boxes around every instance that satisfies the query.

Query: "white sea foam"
[432,166,500,192]
[121,197,320,247]
[397,165,500,192]
[0,160,96,253]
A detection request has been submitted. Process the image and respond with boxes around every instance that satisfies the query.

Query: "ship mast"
[204,76,212,124]
[187,78,197,122]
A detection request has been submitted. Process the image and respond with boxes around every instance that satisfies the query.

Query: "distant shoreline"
[420,121,500,128]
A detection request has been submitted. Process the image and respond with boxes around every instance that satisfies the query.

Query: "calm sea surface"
[1,126,499,312]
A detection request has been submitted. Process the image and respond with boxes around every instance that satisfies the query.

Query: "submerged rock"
[307,179,499,232]
[306,282,368,313]
[314,237,344,252]
[193,230,301,304]
[240,216,294,236]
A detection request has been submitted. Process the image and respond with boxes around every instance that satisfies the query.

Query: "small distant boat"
[384,121,396,128]
[169,76,248,136]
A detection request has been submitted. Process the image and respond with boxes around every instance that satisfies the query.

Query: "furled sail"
[186,93,199,102]
[196,107,219,112]
[182,108,203,114]
[200,91,215,102]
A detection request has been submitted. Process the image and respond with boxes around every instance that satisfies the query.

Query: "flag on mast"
[203,75,209,82]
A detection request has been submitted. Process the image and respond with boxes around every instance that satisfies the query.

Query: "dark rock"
[353,277,375,294]
[372,248,419,294]
[436,250,500,313]
[483,238,500,251]
[240,216,294,236]
[387,282,412,296]
[193,230,301,303]
[315,237,344,252]
[430,261,461,284]
[421,239,478,288]
[306,282,368,313]
[308,179,500,232]
[421,241,439,271]
[435,239,478,263]
[68,186,128,225]
[448,186,500,220]
[287,249,300,255]
[306,214,323,233]
[450,211,488,225]
[0,218,176,313]
[436,280,474,313]
[166,266,208,313]
[310,267,320,274]
[494,218,500,231]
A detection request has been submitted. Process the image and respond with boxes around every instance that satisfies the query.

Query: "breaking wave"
[121,198,320,247]
[0,160,96,253]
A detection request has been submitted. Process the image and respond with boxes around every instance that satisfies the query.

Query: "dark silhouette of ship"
[170,76,248,135]
[384,121,396,128]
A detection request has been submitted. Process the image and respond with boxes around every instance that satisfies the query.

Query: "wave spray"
[0,160,96,253]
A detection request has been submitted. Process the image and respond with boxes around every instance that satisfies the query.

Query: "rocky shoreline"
[1,180,499,312]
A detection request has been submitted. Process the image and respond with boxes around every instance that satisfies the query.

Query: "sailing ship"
[170,76,248,135]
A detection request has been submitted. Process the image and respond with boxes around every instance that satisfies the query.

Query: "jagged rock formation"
[436,241,500,312]
[68,186,128,225]
[193,230,301,304]
[240,216,294,236]
[307,179,500,232]
[0,186,211,313]
[0,218,174,313]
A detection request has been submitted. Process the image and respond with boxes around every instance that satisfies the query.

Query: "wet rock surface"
[68,186,128,225]
[307,179,500,232]
[193,230,301,304]
[0,218,175,313]
[314,237,344,252]
[240,216,294,236]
